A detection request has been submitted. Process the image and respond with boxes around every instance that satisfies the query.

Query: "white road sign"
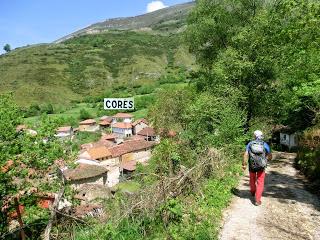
[104,98,134,110]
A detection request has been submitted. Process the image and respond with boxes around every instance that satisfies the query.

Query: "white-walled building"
[111,122,133,138]
[112,113,133,123]
[280,132,298,150]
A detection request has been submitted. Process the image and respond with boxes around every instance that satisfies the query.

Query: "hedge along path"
[219,152,320,240]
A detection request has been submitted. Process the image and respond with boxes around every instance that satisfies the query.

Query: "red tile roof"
[112,122,132,129]
[64,164,107,181]
[87,146,112,160]
[101,133,117,140]
[100,116,112,121]
[99,119,112,126]
[79,119,96,125]
[56,126,72,132]
[137,127,156,137]
[81,139,115,151]
[74,204,103,218]
[132,118,149,126]
[120,160,137,171]
[108,140,156,157]
[128,135,145,141]
[113,113,133,118]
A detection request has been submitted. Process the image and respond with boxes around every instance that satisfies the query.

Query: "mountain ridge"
[55,2,194,43]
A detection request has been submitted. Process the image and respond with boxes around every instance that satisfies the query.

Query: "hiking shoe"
[254,201,262,206]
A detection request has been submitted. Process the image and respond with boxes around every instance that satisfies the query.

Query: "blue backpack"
[248,140,267,172]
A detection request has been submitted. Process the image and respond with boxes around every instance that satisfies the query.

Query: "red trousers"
[249,170,266,202]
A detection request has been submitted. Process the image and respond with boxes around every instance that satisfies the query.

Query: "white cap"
[254,130,263,140]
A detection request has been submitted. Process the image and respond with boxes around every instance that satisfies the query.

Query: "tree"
[3,44,11,53]
[185,0,320,131]
[0,94,21,234]
[79,108,92,120]
[185,0,264,68]
[41,103,54,114]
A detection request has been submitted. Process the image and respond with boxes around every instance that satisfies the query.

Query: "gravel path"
[219,152,320,240]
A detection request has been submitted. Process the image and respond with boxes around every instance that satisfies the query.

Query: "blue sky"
[0,0,189,53]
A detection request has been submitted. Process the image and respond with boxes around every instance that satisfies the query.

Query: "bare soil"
[219,152,320,240]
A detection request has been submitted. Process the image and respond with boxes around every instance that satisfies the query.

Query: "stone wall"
[107,166,120,187]
[71,174,107,190]
[100,157,120,167]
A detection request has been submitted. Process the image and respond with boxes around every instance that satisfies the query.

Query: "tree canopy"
[3,44,11,53]
[185,0,320,131]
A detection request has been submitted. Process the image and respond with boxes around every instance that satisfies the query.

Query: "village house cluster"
[9,113,159,220]
[55,113,159,207]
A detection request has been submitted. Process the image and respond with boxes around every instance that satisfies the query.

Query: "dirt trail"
[219,152,320,240]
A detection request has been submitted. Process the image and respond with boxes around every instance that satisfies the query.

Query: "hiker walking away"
[242,130,272,206]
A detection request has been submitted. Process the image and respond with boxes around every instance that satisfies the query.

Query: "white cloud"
[146,1,168,13]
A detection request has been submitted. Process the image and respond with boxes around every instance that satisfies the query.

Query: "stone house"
[109,139,156,163]
[79,119,99,132]
[74,184,112,203]
[79,146,112,161]
[120,160,138,175]
[80,137,116,151]
[100,116,112,121]
[137,127,158,141]
[55,126,74,140]
[132,118,149,135]
[70,139,158,194]
[77,145,120,186]
[100,133,117,143]
[63,164,108,190]
[99,117,112,130]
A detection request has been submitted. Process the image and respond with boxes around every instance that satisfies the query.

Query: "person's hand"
[242,164,246,171]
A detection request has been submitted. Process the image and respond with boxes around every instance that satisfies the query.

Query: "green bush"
[296,147,320,180]
[79,108,92,120]
[135,85,155,95]
[296,128,320,180]
[41,103,54,114]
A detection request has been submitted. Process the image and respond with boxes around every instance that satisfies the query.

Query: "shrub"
[79,108,92,120]
[296,128,320,180]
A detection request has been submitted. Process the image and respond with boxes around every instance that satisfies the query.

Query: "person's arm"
[267,153,272,161]
[243,151,249,170]
[242,143,250,170]
[264,142,272,161]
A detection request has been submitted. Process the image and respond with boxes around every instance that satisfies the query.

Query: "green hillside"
[55,2,194,42]
[0,31,195,107]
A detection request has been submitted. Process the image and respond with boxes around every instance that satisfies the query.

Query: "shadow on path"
[231,158,320,211]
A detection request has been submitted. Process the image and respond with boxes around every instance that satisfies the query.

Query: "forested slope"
[0,31,194,107]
